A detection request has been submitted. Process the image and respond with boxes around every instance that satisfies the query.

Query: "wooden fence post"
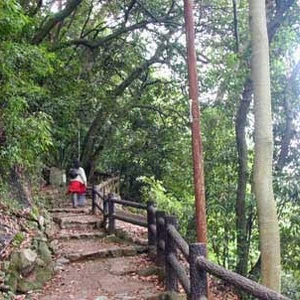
[189,243,208,300]
[147,201,156,248]
[92,185,96,214]
[102,197,108,228]
[165,215,179,293]
[108,193,115,234]
[156,211,166,267]
[116,179,120,195]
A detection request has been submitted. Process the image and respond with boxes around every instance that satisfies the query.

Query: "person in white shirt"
[67,159,87,207]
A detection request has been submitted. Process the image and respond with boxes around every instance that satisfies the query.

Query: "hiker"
[67,159,87,208]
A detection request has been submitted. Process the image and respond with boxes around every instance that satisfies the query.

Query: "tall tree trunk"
[249,0,281,291]
[235,78,252,277]
[234,0,295,280]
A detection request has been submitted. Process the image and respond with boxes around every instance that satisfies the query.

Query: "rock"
[67,253,81,262]
[10,248,37,276]
[56,257,70,265]
[49,167,66,187]
[44,226,56,239]
[53,265,62,273]
[38,216,45,228]
[122,248,137,256]
[36,258,46,267]
[109,248,122,258]
[49,239,59,251]
[37,240,52,262]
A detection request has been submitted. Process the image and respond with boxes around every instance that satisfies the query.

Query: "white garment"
[70,167,87,186]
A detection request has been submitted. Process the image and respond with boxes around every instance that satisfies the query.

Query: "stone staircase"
[28,205,168,300]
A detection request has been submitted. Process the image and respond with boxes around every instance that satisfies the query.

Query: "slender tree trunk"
[277,60,300,170]
[249,0,281,291]
[235,78,252,277]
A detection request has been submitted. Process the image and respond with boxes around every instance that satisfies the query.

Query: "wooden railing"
[91,182,290,300]
[91,176,120,215]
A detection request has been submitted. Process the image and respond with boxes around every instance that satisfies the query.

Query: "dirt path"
[27,205,165,300]
[29,255,163,300]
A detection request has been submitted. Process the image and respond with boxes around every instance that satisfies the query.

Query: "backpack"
[68,168,78,179]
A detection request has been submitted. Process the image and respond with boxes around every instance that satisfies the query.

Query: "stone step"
[64,245,148,262]
[52,214,102,229]
[61,220,99,230]
[55,230,106,240]
[49,207,90,214]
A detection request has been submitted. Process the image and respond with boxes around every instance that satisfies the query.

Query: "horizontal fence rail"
[91,179,291,300]
[196,257,289,300]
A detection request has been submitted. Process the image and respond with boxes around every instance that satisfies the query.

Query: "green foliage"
[0,0,28,38]
[0,0,299,287]
[139,176,194,237]
[202,106,240,268]
[0,40,54,170]
[281,273,300,299]
[1,99,53,168]
[274,172,300,280]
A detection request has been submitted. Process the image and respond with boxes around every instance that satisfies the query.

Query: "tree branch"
[32,0,83,44]
[112,43,167,97]
[267,0,296,41]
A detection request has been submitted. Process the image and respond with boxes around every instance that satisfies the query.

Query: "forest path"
[27,202,168,300]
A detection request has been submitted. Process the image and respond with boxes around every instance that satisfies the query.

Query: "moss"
[37,240,52,262]
[17,264,54,293]
[5,272,18,294]
[12,232,25,247]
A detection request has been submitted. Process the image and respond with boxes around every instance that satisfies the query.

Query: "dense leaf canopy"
[1,0,300,296]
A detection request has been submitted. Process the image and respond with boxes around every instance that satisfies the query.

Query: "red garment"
[67,180,86,194]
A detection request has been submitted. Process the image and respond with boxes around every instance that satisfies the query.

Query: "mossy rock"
[37,240,52,262]
[9,249,37,276]
[5,271,18,293]
[17,264,54,293]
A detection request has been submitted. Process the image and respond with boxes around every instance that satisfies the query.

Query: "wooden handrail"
[90,177,290,300]
[167,252,190,294]
[109,197,147,209]
[167,224,189,260]
[112,213,148,227]
[196,257,289,300]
